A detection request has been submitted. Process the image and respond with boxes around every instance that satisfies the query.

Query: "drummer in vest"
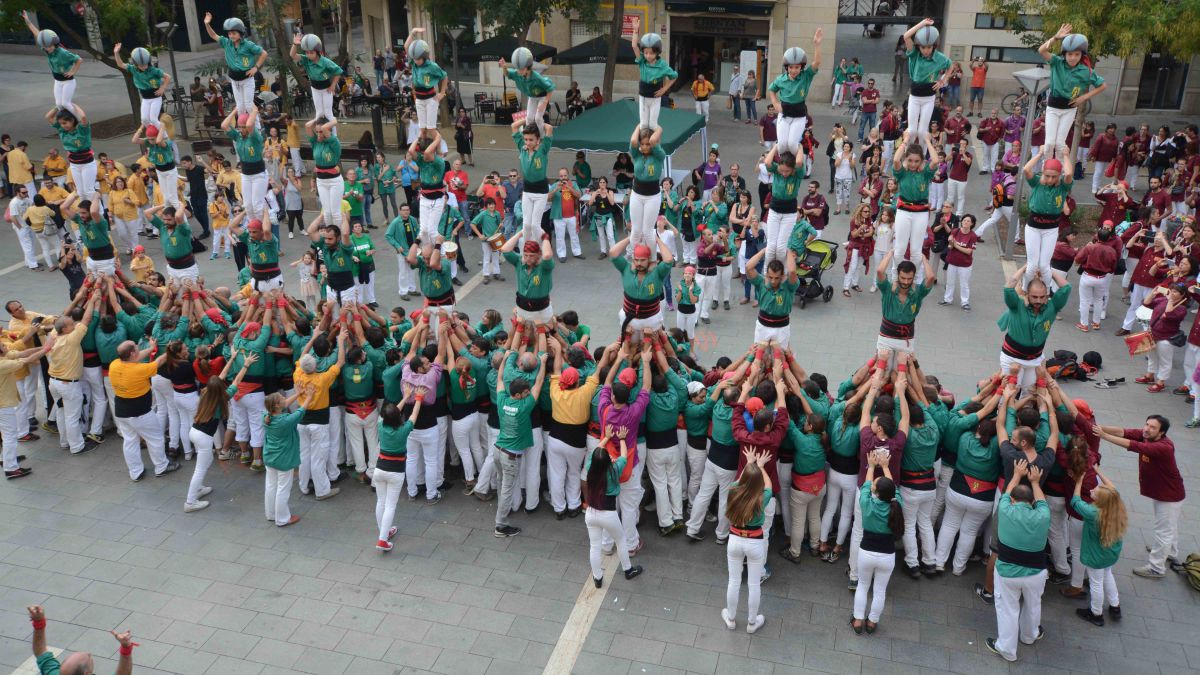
[743,248,800,348]
[60,192,115,275]
[231,214,283,292]
[998,266,1071,393]
[986,459,1051,663]
[608,236,675,333]
[46,103,97,200]
[144,203,199,282]
[132,123,181,209]
[499,234,555,325]
[874,250,936,368]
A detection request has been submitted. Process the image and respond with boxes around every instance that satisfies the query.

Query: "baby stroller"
[795,239,839,308]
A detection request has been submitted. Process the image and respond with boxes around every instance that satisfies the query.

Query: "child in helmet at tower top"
[113,43,171,127]
[500,47,556,133]
[768,28,823,156]
[902,18,952,144]
[1038,24,1106,162]
[403,27,447,140]
[21,9,81,110]
[629,16,677,130]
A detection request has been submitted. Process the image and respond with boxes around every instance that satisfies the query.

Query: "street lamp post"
[1003,66,1049,259]
[155,21,189,139]
[447,26,466,111]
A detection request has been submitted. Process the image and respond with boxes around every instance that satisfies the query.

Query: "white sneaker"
[288,232,294,239]
[184,500,209,513]
[720,608,736,630]
[747,615,765,634]
[198,486,213,498]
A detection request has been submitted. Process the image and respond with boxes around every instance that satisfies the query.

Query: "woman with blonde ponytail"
[1072,468,1126,626]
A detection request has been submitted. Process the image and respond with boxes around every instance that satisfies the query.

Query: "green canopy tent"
[550,99,706,176]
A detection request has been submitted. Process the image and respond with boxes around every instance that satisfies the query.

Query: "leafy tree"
[983,0,1200,58]
[473,0,600,43]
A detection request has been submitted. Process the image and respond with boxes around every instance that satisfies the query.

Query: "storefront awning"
[664,0,776,16]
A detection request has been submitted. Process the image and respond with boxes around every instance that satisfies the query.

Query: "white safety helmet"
[639,33,663,53]
[35,29,59,50]
[408,39,430,61]
[511,46,533,70]
[914,25,939,47]
[130,47,152,67]
[1061,33,1088,54]
[299,33,323,53]
[782,47,807,66]
[222,17,247,35]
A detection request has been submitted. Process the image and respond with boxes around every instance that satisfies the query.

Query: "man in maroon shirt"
[1073,226,1118,330]
[1143,175,1171,216]
[1088,123,1120,193]
[801,181,828,231]
[1094,415,1184,578]
[946,139,973,216]
[880,102,902,167]
[857,79,880,142]
[943,106,970,156]
[1118,219,1166,335]
[978,109,1004,175]
[758,105,778,151]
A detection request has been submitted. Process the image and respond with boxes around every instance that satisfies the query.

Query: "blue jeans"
[502,212,518,238]
[745,99,758,121]
[363,191,374,226]
[858,111,877,141]
[732,96,742,120]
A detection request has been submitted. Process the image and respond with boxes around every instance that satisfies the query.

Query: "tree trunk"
[305,0,324,41]
[335,0,352,69]
[263,0,311,115]
[602,0,625,103]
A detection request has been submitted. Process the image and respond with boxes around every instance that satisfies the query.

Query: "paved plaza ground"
[0,39,1197,675]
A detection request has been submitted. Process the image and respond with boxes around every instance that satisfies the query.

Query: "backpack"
[992,183,1006,209]
[1171,553,1200,592]
[1046,351,1086,381]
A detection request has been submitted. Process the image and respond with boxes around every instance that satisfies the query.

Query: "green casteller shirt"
[503,251,554,299]
[895,166,935,203]
[827,402,860,460]
[382,362,405,403]
[955,433,1000,484]
[144,139,175,168]
[1026,175,1072,215]
[635,54,677,90]
[496,390,537,451]
[703,201,729,229]
[996,494,1051,577]
[341,362,375,401]
[385,215,418,251]
[126,63,165,91]
[901,423,941,472]
[241,230,279,266]
[263,408,304,471]
[769,163,804,202]
[227,128,264,167]
[998,285,1072,348]
[52,122,91,153]
[1071,495,1123,569]
[76,218,111,251]
[584,453,627,497]
[344,180,364,216]
[788,424,827,474]
[768,68,818,103]
[1048,54,1104,101]
[438,207,463,240]
[218,35,264,72]
[416,155,446,189]
[378,419,413,457]
[786,219,819,258]
[729,486,772,528]
[46,46,80,75]
[411,59,447,91]
[631,143,667,183]
[711,399,735,446]
[151,217,193,260]
[682,392,716,437]
[878,278,933,328]
[513,132,552,183]
[350,232,374,265]
[611,257,671,301]
[417,255,452,298]
[471,210,501,237]
[299,54,343,83]
[751,275,798,319]
[646,370,687,433]
[310,135,341,168]
[377,166,396,195]
[505,68,555,97]
[322,242,356,274]
[859,482,902,534]
[573,161,592,190]
[449,369,478,405]
[906,48,951,86]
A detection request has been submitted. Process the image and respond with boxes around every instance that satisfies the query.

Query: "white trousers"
[344,408,380,474]
[524,96,545,133]
[982,143,1000,173]
[415,97,439,130]
[976,205,1011,239]
[520,191,548,243]
[311,87,336,124]
[848,488,866,581]
[646,443,684,527]
[418,194,446,243]
[1091,161,1109,194]
[684,441,707,504]
[298,422,334,496]
[1146,340,1176,383]
[593,215,616,252]
[1046,495,1071,575]
[892,209,928,272]
[775,115,808,155]
[900,486,936,567]
[999,352,1042,396]
[172,391,199,456]
[230,391,265,447]
[676,308,699,340]
[451,412,484,482]
[480,244,501,276]
[1023,226,1057,287]
[819,469,858,544]
[993,569,1047,661]
[405,425,441,501]
[396,253,417,294]
[1148,498,1183,573]
[695,100,710,121]
[628,192,661,251]
[697,273,717,319]
[53,78,77,109]
[116,410,168,478]
[151,375,179,448]
[1078,273,1108,325]
[264,466,293,526]
[69,160,98,199]
[929,181,946,211]
[241,172,268,221]
[290,147,304,175]
[1085,565,1119,616]
[545,436,585,512]
[788,484,825,551]
[764,209,797,266]
[18,368,38,435]
[932,462,954,524]
[906,94,936,143]
[1043,106,1077,158]
[0,406,20,470]
[553,217,582,257]
[1122,283,1152,331]
[372,468,406,540]
[853,549,896,622]
[13,225,38,269]
[638,96,661,130]
[186,426,218,504]
[229,76,256,115]
[726,535,767,622]
[586,508,632,578]
[935,488,993,574]
[600,447,645,551]
[943,264,972,305]
[49,378,84,453]
[112,217,139,253]
[317,176,345,228]
[157,168,182,209]
[753,322,790,349]
[686,459,734,538]
[947,179,968,215]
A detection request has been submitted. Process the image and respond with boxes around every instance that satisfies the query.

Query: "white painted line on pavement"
[0,261,36,278]
[543,556,618,675]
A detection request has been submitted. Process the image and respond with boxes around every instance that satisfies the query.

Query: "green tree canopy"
[983,0,1200,58]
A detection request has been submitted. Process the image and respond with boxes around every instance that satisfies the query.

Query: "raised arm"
[810,28,824,71]
[903,17,934,52]
[1039,23,1072,62]
[202,12,221,42]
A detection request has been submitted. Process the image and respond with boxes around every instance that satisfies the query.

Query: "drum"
[1134,305,1154,323]
[442,241,459,260]
[486,232,506,251]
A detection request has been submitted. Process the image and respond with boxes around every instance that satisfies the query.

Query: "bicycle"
[1001,86,1091,117]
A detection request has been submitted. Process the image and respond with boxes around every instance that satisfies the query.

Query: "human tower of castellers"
[2,12,1190,668]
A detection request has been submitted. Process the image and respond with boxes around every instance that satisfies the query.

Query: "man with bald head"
[109,338,177,480]
[998,266,1072,394]
[609,235,675,333]
[27,604,135,675]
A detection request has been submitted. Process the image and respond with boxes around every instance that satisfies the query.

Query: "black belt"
[525,178,549,194]
[167,254,196,270]
[697,266,716,276]
[310,78,332,90]
[414,87,437,100]
[138,88,159,99]
[549,419,588,447]
[241,160,266,175]
[695,95,709,101]
[52,72,73,82]
[677,303,695,314]
[115,391,153,418]
[228,69,249,81]
[155,162,176,172]
[316,167,341,178]
[1028,212,1059,230]
[646,427,677,449]
[251,264,281,280]
[757,312,790,328]
[998,541,1047,570]
[425,289,455,306]
[730,525,764,539]
[88,244,115,260]
[516,294,550,312]
[879,318,914,339]
[771,198,797,214]
[900,467,936,489]
[592,494,618,511]
[638,81,661,97]
[326,269,355,291]
[67,150,94,164]
[911,82,936,97]
[51,376,78,383]
[781,101,808,118]
[1002,334,1044,361]
[861,530,896,554]
[1047,94,1073,110]
[622,294,660,319]
[633,180,659,197]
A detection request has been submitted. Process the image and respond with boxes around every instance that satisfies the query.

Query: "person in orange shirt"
[692,73,715,122]
[109,339,178,479]
[42,149,68,186]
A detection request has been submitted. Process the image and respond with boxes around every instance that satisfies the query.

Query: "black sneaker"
[524,503,540,515]
[974,582,995,605]
[156,460,181,477]
[131,469,145,482]
[451,277,463,287]
[1048,570,1071,585]
[1075,607,1104,626]
[624,565,644,580]
[1108,606,1122,621]
[906,565,921,579]
[494,525,521,538]
[685,531,705,543]
[566,507,582,518]
[593,576,603,589]
[75,440,98,455]
[5,467,32,480]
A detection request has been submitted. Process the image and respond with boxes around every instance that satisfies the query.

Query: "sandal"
[826,546,842,564]
[843,290,852,297]
[250,462,265,472]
